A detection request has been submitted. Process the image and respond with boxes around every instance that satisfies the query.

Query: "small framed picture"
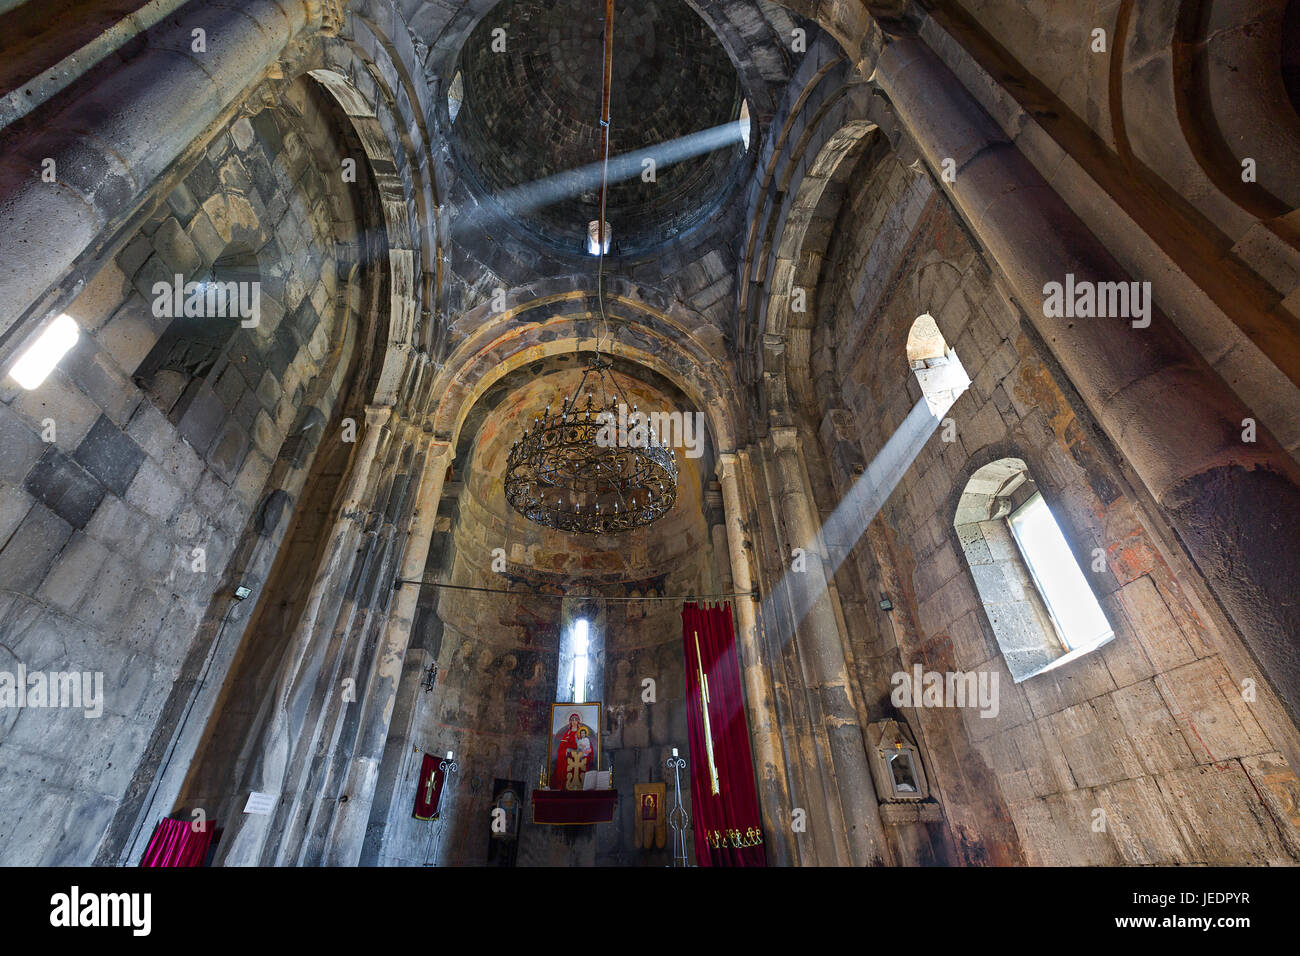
[549,702,602,790]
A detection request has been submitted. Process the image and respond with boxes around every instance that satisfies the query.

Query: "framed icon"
[549,702,601,790]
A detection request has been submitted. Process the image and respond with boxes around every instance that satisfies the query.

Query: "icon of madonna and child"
[548,703,601,790]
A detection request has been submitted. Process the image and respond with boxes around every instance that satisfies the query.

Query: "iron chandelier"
[504,355,677,534]
[503,0,677,533]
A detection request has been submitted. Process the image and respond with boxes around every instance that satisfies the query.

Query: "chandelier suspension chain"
[596,0,614,357]
[503,0,679,536]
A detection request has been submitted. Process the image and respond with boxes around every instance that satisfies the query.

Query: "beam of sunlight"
[454,119,747,236]
[761,398,944,644]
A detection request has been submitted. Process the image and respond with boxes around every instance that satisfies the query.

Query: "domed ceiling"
[450,0,747,257]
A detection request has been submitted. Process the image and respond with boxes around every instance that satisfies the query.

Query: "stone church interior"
[1,0,1299,873]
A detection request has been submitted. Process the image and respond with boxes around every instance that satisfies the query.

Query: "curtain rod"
[392,579,756,602]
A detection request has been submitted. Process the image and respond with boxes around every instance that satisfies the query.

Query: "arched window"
[738,100,751,151]
[6,313,79,390]
[906,313,969,416]
[571,618,591,703]
[557,599,604,704]
[133,244,261,425]
[955,458,1113,681]
[447,71,464,125]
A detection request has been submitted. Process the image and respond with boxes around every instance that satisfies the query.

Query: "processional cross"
[694,632,721,795]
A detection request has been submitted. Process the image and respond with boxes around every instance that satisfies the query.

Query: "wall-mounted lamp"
[421,661,438,694]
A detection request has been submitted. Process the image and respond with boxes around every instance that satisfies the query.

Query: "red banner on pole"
[682,602,766,866]
[412,753,448,821]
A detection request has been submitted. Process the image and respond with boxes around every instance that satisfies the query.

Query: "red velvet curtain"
[140,817,214,867]
[682,602,766,866]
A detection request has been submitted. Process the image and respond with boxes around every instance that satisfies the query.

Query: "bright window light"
[738,100,751,150]
[8,313,79,390]
[1008,493,1113,651]
[586,220,611,256]
[572,618,590,703]
[448,71,464,124]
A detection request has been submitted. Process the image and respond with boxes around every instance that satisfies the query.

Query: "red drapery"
[140,817,214,867]
[682,602,766,866]
[530,789,618,825]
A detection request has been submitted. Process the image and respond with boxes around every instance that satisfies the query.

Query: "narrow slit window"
[571,618,590,703]
[906,313,969,417]
[448,71,464,125]
[8,313,79,390]
[1007,492,1112,652]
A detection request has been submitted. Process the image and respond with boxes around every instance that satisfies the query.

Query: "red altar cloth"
[531,788,618,825]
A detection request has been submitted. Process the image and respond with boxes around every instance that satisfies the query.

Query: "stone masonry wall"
[0,78,367,865]
[374,371,719,865]
[810,147,1300,865]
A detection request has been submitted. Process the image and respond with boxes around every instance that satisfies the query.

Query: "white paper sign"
[243,791,277,815]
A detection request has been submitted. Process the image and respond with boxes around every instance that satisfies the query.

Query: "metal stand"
[665,752,689,867]
[421,756,459,867]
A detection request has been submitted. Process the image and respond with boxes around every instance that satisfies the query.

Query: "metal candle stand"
[665,751,689,867]
[421,754,459,867]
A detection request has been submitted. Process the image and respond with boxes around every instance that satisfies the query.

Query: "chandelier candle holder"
[505,353,678,534]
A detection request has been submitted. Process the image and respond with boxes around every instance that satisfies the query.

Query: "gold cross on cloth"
[694,632,721,795]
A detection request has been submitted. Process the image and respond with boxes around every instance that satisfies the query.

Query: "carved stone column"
[716,452,793,865]
[324,438,453,865]
[706,483,733,594]
[768,426,890,867]
[214,403,395,865]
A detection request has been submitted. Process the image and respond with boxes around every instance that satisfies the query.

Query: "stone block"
[1240,752,1300,858]
[115,233,154,280]
[35,531,111,613]
[266,321,299,378]
[96,300,158,375]
[1155,656,1272,763]
[1094,776,1195,865]
[185,210,226,264]
[0,404,45,484]
[130,253,173,303]
[0,503,74,593]
[1157,763,1297,864]
[60,337,142,427]
[12,372,102,452]
[231,449,273,508]
[1114,575,1197,673]
[77,556,137,628]
[208,420,251,483]
[22,446,106,529]
[184,156,217,200]
[84,494,149,553]
[125,400,174,462]
[165,181,198,225]
[73,415,146,497]
[957,398,1006,454]
[176,383,227,456]
[1111,679,1195,775]
[71,260,131,334]
[125,458,185,523]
